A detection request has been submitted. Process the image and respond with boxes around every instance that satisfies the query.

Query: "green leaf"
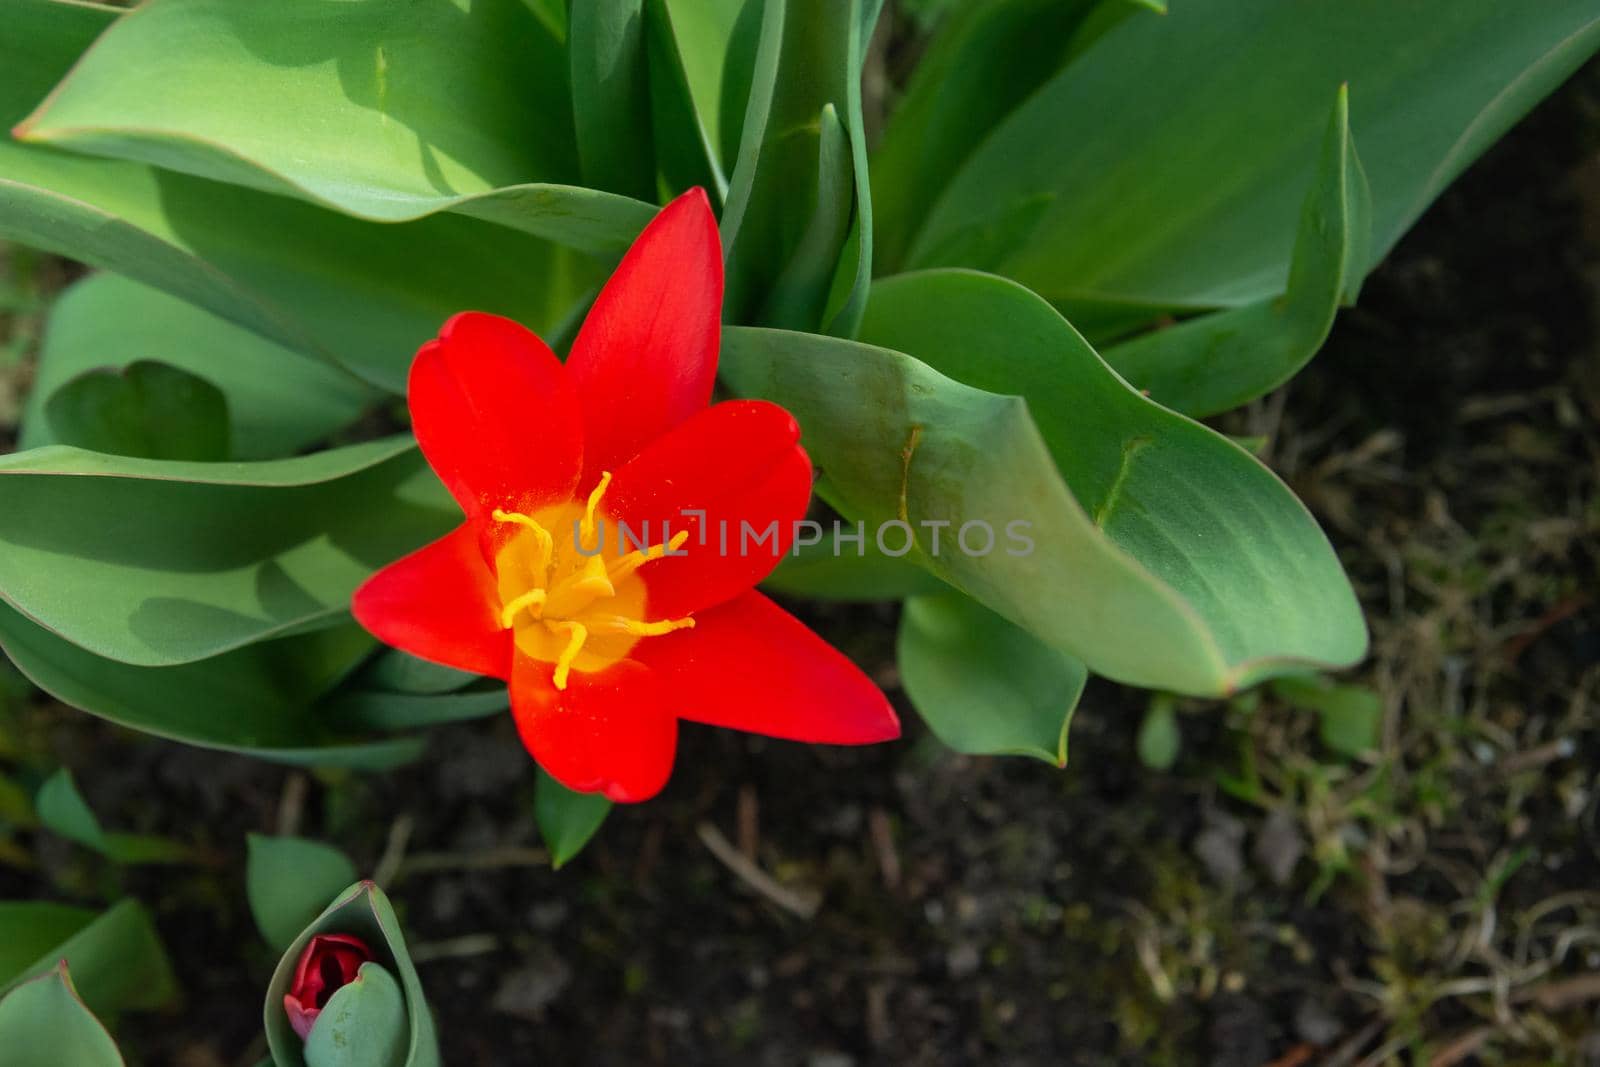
[324,642,497,731]
[34,769,103,852]
[1,0,613,392]
[0,438,453,666]
[644,0,738,200]
[0,965,125,1067]
[570,0,656,200]
[304,962,408,1067]
[720,0,878,334]
[1103,86,1372,416]
[0,903,96,987]
[721,272,1366,696]
[22,274,370,460]
[898,590,1086,764]
[0,899,177,1017]
[1271,674,1381,758]
[44,360,229,461]
[247,835,360,954]
[22,0,584,200]
[0,606,427,769]
[535,770,611,869]
[35,769,192,865]
[761,526,947,601]
[18,0,660,251]
[264,882,439,1067]
[1136,695,1180,771]
[871,0,1117,273]
[760,103,854,330]
[652,0,745,185]
[354,651,478,696]
[906,0,1600,326]
[321,682,507,733]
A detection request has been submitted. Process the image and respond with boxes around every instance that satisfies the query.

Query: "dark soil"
[4,52,1598,1067]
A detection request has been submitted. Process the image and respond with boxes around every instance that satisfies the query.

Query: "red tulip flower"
[353,188,898,802]
[283,933,373,1040]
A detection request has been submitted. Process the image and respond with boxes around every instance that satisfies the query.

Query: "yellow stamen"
[548,620,588,690]
[492,509,554,578]
[606,530,690,584]
[494,478,695,690]
[591,614,696,638]
[498,588,546,628]
[579,471,612,546]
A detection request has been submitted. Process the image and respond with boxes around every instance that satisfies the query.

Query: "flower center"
[492,472,693,690]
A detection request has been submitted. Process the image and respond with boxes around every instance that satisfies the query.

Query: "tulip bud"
[282,933,373,1040]
[264,882,439,1066]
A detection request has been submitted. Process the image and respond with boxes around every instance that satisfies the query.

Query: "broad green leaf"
[265,882,439,1067]
[872,0,1130,273]
[19,0,659,252]
[535,770,611,869]
[647,0,744,198]
[35,769,192,865]
[44,360,229,461]
[22,274,370,460]
[0,899,177,1017]
[0,902,96,986]
[1104,87,1371,416]
[1136,696,1180,771]
[247,835,360,953]
[0,606,427,769]
[1271,674,1381,758]
[761,527,946,601]
[0,438,453,666]
[1062,0,1168,58]
[571,0,656,200]
[22,0,582,199]
[316,641,502,736]
[34,769,103,852]
[898,590,1086,764]
[656,0,745,172]
[322,683,507,733]
[353,650,478,697]
[720,0,878,335]
[1,0,610,392]
[304,962,408,1067]
[907,0,1600,323]
[722,274,1366,696]
[0,966,124,1067]
[761,103,854,330]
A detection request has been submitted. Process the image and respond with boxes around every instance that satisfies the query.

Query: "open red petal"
[351,522,512,680]
[604,400,812,618]
[634,591,900,745]
[565,188,722,480]
[409,312,583,518]
[509,655,677,803]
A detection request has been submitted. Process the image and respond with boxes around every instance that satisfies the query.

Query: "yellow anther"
[498,588,546,629]
[547,620,588,690]
[606,529,691,584]
[591,614,695,638]
[579,471,612,546]
[495,489,694,690]
[493,508,548,537]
